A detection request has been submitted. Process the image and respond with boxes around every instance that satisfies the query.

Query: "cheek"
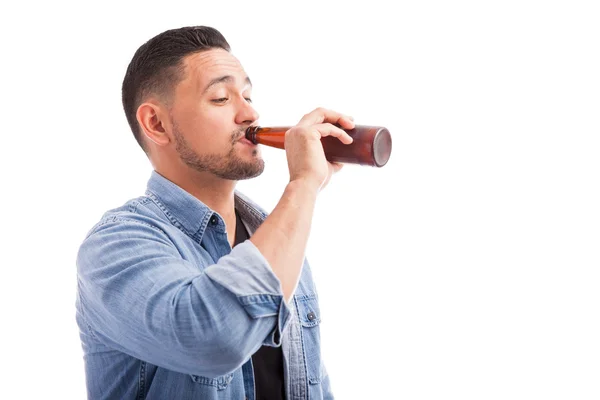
[177,109,234,154]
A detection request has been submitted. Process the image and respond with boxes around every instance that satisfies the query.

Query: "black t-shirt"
[234,211,286,400]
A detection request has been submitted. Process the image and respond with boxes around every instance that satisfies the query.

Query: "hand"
[285,107,355,191]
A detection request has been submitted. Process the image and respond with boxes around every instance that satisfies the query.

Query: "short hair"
[122,26,231,152]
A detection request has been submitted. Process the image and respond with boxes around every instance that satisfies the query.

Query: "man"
[76,26,354,400]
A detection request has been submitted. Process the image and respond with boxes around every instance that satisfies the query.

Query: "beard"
[173,124,265,181]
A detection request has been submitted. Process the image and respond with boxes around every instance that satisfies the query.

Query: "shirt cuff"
[204,240,292,346]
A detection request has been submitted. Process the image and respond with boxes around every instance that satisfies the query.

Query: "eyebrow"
[202,75,252,94]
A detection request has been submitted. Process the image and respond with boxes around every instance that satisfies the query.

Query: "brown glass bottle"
[245,125,392,167]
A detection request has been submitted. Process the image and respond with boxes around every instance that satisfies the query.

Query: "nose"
[235,97,259,125]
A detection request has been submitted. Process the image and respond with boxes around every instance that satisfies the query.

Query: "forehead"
[182,49,247,90]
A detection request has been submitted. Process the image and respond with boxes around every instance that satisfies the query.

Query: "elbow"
[208,334,253,376]
[191,337,249,378]
[174,329,250,378]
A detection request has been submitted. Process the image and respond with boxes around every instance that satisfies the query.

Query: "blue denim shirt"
[76,171,333,399]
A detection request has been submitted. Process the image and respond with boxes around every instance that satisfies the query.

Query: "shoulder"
[82,195,168,240]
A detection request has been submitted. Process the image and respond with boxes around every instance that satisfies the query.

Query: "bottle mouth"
[245,126,260,144]
[372,128,392,167]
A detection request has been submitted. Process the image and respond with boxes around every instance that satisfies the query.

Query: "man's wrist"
[288,177,321,196]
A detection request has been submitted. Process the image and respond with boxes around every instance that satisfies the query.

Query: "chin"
[238,145,262,160]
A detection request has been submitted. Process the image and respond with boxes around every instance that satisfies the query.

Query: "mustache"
[232,127,250,143]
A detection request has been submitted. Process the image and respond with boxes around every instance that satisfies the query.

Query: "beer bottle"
[245,125,392,167]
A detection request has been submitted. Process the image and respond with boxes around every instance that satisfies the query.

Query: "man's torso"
[75,171,331,399]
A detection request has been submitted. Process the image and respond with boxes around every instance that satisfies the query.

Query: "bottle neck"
[244,126,290,149]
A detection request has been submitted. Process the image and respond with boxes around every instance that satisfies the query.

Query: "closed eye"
[212,98,229,103]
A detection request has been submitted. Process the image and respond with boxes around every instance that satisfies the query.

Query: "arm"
[249,180,318,303]
[77,217,291,378]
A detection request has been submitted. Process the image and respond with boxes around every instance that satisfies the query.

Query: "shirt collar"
[144,170,267,238]
[145,170,213,237]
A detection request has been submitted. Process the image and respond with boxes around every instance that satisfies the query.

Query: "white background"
[1,0,599,398]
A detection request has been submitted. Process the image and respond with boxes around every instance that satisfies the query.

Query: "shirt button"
[210,216,218,225]
[307,312,316,321]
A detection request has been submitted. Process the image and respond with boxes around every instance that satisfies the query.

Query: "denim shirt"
[76,171,333,400]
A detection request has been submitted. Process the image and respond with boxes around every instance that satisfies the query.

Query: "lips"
[235,127,256,145]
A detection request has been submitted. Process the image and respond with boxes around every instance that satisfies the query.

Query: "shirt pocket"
[295,294,324,385]
[190,373,234,391]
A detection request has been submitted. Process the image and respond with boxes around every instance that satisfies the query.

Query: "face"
[168,48,263,180]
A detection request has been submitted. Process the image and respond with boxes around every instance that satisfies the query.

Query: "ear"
[136,100,171,147]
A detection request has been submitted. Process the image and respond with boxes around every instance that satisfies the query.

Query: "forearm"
[250,179,319,302]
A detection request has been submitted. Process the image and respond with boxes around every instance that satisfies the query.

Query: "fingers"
[298,107,355,130]
[337,115,355,130]
[312,123,354,144]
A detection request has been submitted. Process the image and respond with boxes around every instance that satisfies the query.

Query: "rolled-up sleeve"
[76,217,292,378]
[205,240,291,347]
